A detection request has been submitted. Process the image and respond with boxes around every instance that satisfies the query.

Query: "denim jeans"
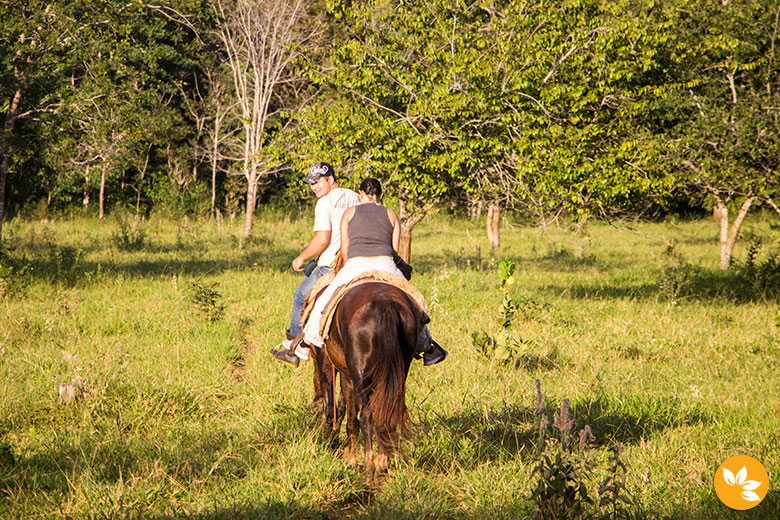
[288,265,332,336]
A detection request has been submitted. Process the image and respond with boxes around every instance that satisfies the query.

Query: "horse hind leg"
[342,377,359,467]
[313,347,339,446]
[360,410,375,478]
[373,422,402,474]
[311,346,326,417]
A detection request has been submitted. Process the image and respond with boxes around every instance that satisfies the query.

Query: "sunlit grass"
[1,212,779,518]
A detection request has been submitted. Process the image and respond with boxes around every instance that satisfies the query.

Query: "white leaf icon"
[723,468,736,486]
[741,490,761,502]
[742,480,761,491]
[736,466,747,486]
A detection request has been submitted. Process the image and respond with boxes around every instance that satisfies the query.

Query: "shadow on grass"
[544,265,779,304]
[572,395,713,446]
[661,488,780,520]
[3,243,301,286]
[412,249,634,276]
[410,392,713,472]
[137,500,538,520]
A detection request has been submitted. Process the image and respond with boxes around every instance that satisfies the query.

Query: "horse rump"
[338,283,418,462]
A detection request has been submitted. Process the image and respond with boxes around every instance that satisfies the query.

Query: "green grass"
[1,212,779,519]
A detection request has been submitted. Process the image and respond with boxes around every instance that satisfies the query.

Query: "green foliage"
[598,443,635,520]
[0,262,30,299]
[111,215,147,252]
[659,0,780,259]
[51,245,83,281]
[733,239,780,300]
[189,280,226,321]
[532,381,594,520]
[471,258,531,364]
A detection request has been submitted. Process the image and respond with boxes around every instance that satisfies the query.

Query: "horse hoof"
[343,449,358,467]
[373,453,389,474]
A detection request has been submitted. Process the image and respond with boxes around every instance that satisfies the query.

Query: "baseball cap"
[304,162,335,184]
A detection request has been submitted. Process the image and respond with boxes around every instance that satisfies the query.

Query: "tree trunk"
[487,201,500,250]
[243,172,258,238]
[0,87,23,244]
[396,188,431,263]
[398,223,413,264]
[83,166,90,207]
[713,194,755,270]
[0,149,8,244]
[766,196,780,219]
[713,200,728,270]
[211,117,220,218]
[99,165,106,222]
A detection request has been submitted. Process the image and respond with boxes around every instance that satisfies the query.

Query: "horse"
[312,281,420,477]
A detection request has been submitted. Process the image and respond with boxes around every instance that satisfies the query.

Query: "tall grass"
[1,212,778,519]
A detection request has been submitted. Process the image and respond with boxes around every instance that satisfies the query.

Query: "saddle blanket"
[300,270,430,340]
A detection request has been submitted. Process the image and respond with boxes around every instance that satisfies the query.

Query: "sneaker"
[271,338,293,352]
[271,346,299,367]
[423,339,448,366]
[295,344,311,361]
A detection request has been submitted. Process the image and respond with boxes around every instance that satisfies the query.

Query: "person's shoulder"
[337,187,359,201]
[329,187,359,209]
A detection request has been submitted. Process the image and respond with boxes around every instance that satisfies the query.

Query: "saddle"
[300,270,430,341]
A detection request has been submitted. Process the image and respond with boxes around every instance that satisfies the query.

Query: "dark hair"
[359,177,382,199]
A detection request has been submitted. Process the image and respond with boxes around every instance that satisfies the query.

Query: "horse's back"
[337,282,419,355]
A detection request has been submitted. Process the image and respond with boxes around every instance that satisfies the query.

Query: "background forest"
[1,0,779,264]
[2,2,780,519]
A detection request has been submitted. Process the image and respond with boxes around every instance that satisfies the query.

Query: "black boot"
[423,339,448,366]
[270,331,306,367]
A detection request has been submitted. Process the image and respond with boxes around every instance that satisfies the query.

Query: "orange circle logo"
[714,455,769,510]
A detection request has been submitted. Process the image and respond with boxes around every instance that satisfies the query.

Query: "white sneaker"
[295,344,311,361]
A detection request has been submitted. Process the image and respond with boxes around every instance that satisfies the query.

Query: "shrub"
[532,380,594,520]
[111,214,147,251]
[531,380,639,520]
[734,240,780,300]
[0,262,30,299]
[471,259,534,364]
[189,281,226,321]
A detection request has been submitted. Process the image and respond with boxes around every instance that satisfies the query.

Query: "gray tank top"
[347,203,394,259]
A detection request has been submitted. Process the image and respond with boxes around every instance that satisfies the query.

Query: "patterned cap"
[304,162,335,184]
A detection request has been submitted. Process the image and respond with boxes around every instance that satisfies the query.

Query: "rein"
[332,363,337,430]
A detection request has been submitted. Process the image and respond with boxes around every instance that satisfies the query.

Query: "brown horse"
[313,282,420,476]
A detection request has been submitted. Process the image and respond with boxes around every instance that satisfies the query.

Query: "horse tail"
[362,299,413,451]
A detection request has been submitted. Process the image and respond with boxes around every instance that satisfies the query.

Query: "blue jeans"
[288,265,332,336]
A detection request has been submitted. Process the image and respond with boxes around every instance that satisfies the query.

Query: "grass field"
[1,211,779,519]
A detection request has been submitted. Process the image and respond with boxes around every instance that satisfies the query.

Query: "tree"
[46,0,199,220]
[312,0,671,259]
[183,65,241,218]
[212,0,320,237]
[664,0,780,269]
[0,0,67,242]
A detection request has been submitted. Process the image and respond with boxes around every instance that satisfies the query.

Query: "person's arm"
[340,207,355,260]
[388,208,401,253]
[292,230,330,271]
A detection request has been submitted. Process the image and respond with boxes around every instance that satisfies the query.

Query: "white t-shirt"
[313,187,359,267]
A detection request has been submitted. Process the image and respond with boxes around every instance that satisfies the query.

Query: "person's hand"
[292,256,305,272]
